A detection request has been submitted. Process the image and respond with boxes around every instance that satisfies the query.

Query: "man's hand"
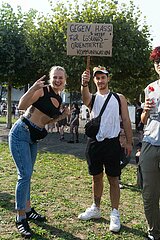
[125,143,132,157]
[81,69,90,86]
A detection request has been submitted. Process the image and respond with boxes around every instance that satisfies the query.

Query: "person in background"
[9,66,69,239]
[58,104,68,140]
[139,46,160,240]
[11,103,16,118]
[67,102,80,143]
[135,101,144,145]
[15,104,20,118]
[78,66,132,233]
[135,101,143,131]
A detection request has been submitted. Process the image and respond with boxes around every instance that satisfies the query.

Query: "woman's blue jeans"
[9,119,37,210]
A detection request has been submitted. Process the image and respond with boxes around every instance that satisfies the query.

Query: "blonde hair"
[49,66,67,81]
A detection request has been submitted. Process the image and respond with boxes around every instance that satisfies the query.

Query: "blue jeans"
[9,119,37,210]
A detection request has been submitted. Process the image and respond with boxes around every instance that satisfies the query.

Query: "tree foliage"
[0,3,34,127]
[0,3,33,87]
[0,0,155,123]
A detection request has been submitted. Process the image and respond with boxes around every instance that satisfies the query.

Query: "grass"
[0,116,17,124]
[0,142,147,240]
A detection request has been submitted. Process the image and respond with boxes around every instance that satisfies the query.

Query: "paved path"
[0,123,88,160]
[0,122,139,163]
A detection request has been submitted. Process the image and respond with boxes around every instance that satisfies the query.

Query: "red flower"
[148,86,154,92]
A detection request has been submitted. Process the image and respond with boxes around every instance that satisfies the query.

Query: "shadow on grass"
[120,224,145,238]
[0,192,15,212]
[91,218,145,238]
[121,183,142,192]
[38,132,87,160]
[33,221,82,240]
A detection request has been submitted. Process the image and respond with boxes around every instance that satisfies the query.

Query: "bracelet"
[81,84,88,87]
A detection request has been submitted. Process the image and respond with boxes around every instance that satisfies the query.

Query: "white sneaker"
[78,204,101,220]
[109,208,121,232]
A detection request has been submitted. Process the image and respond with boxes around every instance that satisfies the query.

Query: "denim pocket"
[9,119,31,142]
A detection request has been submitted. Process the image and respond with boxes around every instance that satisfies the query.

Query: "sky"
[0,0,159,48]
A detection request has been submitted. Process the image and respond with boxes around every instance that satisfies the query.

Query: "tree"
[0,3,33,128]
[49,0,153,102]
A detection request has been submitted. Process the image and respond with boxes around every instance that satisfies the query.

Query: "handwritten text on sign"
[67,23,113,57]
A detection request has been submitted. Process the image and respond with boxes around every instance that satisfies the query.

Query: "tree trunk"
[6,84,12,129]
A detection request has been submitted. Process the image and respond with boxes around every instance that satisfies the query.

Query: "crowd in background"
[0,100,143,144]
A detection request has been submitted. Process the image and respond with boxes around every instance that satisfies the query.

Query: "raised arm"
[81,69,92,108]
[119,94,133,156]
[18,75,46,110]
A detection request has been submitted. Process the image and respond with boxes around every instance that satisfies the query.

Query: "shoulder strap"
[90,94,96,111]
[99,92,112,117]
[112,92,121,115]
[43,86,48,95]
[90,92,121,115]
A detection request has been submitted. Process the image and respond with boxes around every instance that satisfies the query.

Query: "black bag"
[84,92,112,139]
[84,115,101,139]
[21,117,48,142]
[120,147,131,170]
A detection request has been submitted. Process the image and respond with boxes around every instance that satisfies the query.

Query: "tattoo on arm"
[26,106,35,119]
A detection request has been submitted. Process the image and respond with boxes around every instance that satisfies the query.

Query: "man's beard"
[97,83,107,90]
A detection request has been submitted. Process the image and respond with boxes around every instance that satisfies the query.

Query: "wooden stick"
[86,55,90,69]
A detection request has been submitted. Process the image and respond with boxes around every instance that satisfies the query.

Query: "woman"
[9,66,69,238]
[58,104,68,140]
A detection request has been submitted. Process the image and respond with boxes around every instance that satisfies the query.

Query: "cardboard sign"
[67,23,113,56]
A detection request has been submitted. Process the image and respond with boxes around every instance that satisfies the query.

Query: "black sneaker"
[16,218,32,239]
[26,208,46,222]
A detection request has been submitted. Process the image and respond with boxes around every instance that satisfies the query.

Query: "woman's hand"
[63,107,70,117]
[31,75,47,91]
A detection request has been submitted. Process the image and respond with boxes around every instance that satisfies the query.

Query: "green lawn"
[0,116,17,124]
[0,143,147,240]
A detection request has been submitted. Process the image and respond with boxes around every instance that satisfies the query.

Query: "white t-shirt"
[143,80,160,145]
[91,92,120,142]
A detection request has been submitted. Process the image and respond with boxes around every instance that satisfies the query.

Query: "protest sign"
[67,23,113,57]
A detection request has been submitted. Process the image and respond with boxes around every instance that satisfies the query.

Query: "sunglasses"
[154,59,160,65]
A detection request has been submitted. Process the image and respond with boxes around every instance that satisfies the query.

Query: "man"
[78,66,132,233]
[139,46,160,240]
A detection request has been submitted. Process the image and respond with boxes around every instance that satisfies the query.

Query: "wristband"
[81,84,88,87]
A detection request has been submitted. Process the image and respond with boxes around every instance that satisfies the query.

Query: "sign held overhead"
[67,23,113,57]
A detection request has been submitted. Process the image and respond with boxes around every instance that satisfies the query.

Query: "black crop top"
[32,85,62,118]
